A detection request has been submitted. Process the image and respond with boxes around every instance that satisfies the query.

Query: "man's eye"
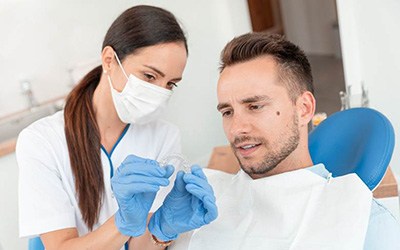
[144,73,156,81]
[249,104,264,110]
[222,110,233,117]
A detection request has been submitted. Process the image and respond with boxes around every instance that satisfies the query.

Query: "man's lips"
[235,142,262,157]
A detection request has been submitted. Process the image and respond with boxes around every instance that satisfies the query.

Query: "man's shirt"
[308,164,400,249]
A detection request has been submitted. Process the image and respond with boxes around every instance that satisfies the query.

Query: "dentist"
[17,5,217,250]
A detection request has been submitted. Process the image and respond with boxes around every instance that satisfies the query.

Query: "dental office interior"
[1,0,400,249]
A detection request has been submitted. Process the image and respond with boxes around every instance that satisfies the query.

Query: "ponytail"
[64,65,103,230]
[63,4,188,231]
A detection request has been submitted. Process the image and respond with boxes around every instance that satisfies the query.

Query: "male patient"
[170,33,400,249]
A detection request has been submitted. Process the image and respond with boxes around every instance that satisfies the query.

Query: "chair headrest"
[309,108,395,190]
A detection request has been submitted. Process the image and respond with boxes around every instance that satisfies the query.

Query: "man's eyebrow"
[241,95,271,104]
[217,103,231,111]
[217,95,271,111]
[143,64,182,82]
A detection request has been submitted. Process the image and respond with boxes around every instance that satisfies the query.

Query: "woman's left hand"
[148,165,218,241]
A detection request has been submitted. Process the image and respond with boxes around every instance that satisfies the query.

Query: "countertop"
[0,95,65,158]
[0,139,17,157]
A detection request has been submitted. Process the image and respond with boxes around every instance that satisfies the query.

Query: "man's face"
[217,56,300,178]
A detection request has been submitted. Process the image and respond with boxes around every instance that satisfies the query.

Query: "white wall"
[0,153,27,250]
[336,0,400,175]
[0,0,252,162]
[0,0,129,116]
[280,0,339,55]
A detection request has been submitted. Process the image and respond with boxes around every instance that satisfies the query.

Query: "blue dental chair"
[309,107,395,190]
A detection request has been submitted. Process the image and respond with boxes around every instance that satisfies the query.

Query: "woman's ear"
[101,46,114,73]
[296,91,316,127]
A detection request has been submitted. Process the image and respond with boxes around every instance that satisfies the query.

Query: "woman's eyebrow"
[143,65,165,77]
[143,64,182,81]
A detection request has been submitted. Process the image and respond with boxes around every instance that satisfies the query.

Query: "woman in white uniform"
[17,5,217,250]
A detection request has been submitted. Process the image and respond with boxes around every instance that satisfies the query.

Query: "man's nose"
[229,113,252,136]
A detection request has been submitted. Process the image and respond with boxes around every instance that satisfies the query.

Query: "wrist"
[148,210,178,241]
[115,209,146,237]
[150,234,174,247]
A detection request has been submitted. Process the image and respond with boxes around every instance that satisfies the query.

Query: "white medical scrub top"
[16,111,181,239]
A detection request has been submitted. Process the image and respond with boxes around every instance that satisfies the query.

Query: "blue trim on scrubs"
[100,124,131,250]
[100,124,130,178]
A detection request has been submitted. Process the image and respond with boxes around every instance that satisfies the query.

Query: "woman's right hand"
[111,155,174,237]
[148,165,218,241]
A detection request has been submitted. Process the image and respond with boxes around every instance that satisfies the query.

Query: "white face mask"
[107,52,172,124]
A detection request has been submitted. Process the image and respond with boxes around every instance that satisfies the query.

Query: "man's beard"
[232,114,300,177]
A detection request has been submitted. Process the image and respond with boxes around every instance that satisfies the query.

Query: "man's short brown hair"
[220,33,314,102]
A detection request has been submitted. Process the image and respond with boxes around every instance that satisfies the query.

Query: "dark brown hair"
[220,33,313,102]
[64,5,187,230]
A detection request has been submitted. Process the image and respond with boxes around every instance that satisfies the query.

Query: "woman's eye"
[144,73,156,81]
[167,82,178,90]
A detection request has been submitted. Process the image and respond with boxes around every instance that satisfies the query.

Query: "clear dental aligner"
[160,153,191,173]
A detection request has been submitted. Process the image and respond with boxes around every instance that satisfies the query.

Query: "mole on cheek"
[276,111,280,116]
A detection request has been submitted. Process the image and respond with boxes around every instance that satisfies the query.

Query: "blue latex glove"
[111,155,174,237]
[148,165,218,241]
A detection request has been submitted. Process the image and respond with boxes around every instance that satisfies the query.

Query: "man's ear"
[296,91,316,127]
[101,46,115,73]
